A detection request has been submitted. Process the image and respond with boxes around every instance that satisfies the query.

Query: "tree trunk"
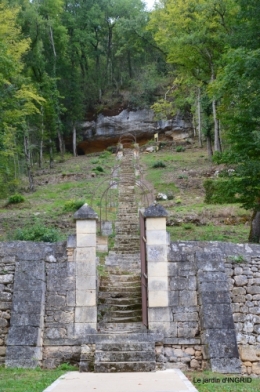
[206,132,213,159]
[73,124,77,157]
[49,139,54,169]
[212,99,222,152]
[249,210,260,243]
[24,134,34,192]
[57,130,65,160]
[197,87,202,147]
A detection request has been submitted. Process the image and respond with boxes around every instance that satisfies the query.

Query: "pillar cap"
[74,203,98,220]
[143,203,168,218]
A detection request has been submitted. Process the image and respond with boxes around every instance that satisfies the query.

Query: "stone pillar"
[74,204,98,337]
[143,204,170,334]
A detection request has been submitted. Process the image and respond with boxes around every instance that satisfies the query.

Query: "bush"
[167,192,174,200]
[8,193,25,204]
[12,221,61,242]
[152,161,166,168]
[203,179,239,204]
[176,146,185,152]
[94,166,104,172]
[63,199,85,212]
[99,151,111,159]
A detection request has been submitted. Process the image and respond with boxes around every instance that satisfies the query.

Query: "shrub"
[12,221,61,242]
[203,179,239,204]
[152,161,166,168]
[167,192,174,200]
[176,146,185,152]
[63,199,85,212]
[94,166,104,172]
[8,193,25,204]
[99,151,111,159]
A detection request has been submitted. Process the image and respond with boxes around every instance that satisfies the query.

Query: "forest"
[0,0,260,240]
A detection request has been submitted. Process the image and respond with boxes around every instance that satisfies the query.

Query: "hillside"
[0,144,250,244]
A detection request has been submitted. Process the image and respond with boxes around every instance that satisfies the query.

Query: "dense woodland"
[0,0,260,241]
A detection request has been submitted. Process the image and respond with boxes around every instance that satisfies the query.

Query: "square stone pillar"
[74,204,98,336]
[143,204,170,333]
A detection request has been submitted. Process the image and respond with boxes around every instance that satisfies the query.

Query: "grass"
[0,366,76,392]
[185,371,260,392]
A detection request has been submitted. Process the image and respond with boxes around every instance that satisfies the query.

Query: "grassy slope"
[0,144,251,243]
[140,145,250,243]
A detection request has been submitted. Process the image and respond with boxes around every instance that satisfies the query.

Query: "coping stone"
[143,204,168,218]
[74,204,98,221]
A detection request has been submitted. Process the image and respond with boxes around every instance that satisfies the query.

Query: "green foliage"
[11,221,61,242]
[167,192,174,200]
[176,146,185,152]
[203,179,239,204]
[63,199,85,212]
[57,363,78,371]
[94,166,104,173]
[152,161,166,168]
[228,255,246,264]
[8,194,25,204]
[99,151,112,159]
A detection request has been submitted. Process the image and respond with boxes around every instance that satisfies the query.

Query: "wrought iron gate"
[139,211,148,327]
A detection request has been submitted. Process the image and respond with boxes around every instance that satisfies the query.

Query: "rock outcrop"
[78,109,193,153]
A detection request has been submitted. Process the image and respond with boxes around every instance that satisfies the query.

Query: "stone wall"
[0,243,16,365]
[166,241,260,375]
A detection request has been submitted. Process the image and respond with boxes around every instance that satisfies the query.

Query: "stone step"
[105,315,142,323]
[100,276,140,283]
[99,286,141,293]
[98,303,142,312]
[95,351,154,362]
[95,342,154,351]
[106,309,142,318]
[98,291,141,300]
[98,297,141,306]
[94,361,156,372]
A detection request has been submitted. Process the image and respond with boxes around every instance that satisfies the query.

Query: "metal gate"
[139,211,148,327]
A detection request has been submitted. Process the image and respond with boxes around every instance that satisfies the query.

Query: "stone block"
[76,275,96,291]
[239,346,260,361]
[246,286,260,295]
[234,275,248,286]
[45,328,67,339]
[7,326,40,346]
[146,218,166,231]
[76,260,96,277]
[76,234,96,248]
[201,329,239,359]
[168,251,195,263]
[169,291,179,306]
[146,230,167,245]
[5,359,40,368]
[148,277,168,291]
[179,291,197,306]
[6,346,42,360]
[76,247,96,263]
[177,322,199,338]
[74,323,97,337]
[210,357,241,374]
[199,291,231,305]
[170,276,196,291]
[76,290,96,306]
[148,290,168,307]
[66,290,76,306]
[148,262,168,277]
[200,304,235,330]
[149,322,177,337]
[148,307,171,322]
[75,307,97,323]
[174,312,198,322]
[199,280,228,292]
[252,362,260,375]
[0,274,13,284]
[197,271,227,282]
[196,253,225,272]
[10,313,42,327]
[146,245,167,263]
[76,220,96,234]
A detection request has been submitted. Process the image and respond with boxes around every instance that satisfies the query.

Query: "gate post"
[74,204,98,336]
[143,204,170,333]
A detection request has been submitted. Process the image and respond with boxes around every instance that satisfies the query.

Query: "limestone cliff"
[78,109,193,153]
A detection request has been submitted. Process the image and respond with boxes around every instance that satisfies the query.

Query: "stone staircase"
[94,334,156,372]
[94,146,157,372]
